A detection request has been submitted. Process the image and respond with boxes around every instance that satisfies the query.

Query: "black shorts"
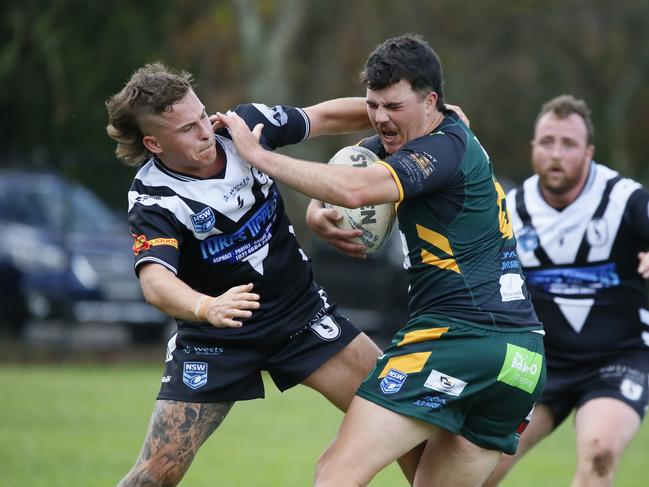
[541,349,649,427]
[157,304,361,403]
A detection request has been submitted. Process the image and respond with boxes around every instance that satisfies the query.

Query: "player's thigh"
[139,400,234,465]
[302,332,381,411]
[483,403,556,487]
[575,397,641,460]
[317,396,435,484]
[414,428,501,487]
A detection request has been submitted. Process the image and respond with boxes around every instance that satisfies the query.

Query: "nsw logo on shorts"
[380,369,407,394]
[183,361,208,390]
[309,315,341,341]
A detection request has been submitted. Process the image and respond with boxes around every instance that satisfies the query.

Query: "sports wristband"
[193,296,213,321]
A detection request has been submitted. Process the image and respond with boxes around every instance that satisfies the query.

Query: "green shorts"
[357,314,546,454]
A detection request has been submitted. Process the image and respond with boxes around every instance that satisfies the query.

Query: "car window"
[0,174,119,232]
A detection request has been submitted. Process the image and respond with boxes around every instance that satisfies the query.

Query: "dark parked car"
[0,169,169,342]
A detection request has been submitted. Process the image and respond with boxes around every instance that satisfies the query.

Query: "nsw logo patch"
[183,361,208,390]
[380,369,407,394]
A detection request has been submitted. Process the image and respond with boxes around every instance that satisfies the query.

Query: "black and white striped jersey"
[127,103,324,332]
[507,162,649,367]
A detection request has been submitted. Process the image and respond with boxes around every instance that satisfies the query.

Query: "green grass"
[0,364,647,486]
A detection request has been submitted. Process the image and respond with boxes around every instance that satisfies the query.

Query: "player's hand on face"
[638,252,649,278]
[446,103,470,127]
[203,283,260,328]
[306,200,367,259]
[215,111,264,162]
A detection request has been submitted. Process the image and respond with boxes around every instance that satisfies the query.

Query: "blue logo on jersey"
[413,395,447,410]
[183,361,208,389]
[191,207,216,233]
[525,262,620,295]
[380,369,407,394]
[199,191,278,264]
[517,226,539,252]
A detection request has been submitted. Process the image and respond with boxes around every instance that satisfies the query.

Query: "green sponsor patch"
[497,344,543,394]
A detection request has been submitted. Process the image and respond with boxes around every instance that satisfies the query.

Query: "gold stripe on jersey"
[378,352,432,378]
[494,178,514,239]
[416,224,461,274]
[376,160,404,204]
[397,327,449,347]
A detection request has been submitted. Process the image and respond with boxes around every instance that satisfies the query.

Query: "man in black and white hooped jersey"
[485,94,649,487]
[106,63,423,486]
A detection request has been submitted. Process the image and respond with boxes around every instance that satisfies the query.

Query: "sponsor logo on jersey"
[183,361,208,390]
[517,226,539,252]
[191,207,216,233]
[161,375,171,383]
[497,344,543,394]
[252,103,288,126]
[199,192,278,264]
[165,333,177,362]
[132,234,179,255]
[499,273,525,302]
[586,218,608,247]
[309,315,341,341]
[182,346,224,356]
[252,167,269,185]
[620,378,644,401]
[380,369,407,394]
[423,369,467,396]
[223,176,250,202]
[525,263,620,295]
[135,194,161,202]
[403,151,437,177]
[413,395,447,410]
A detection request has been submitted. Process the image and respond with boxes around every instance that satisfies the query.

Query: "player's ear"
[143,135,162,154]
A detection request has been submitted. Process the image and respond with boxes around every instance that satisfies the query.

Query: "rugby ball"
[324,145,396,253]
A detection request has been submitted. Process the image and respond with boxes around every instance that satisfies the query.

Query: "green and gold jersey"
[360,111,540,329]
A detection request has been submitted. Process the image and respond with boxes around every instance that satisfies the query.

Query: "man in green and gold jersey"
[218,33,545,487]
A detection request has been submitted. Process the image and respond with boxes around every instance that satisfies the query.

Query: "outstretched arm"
[304,97,371,138]
[215,111,399,208]
[138,263,260,328]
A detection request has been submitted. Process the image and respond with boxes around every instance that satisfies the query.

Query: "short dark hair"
[360,33,445,109]
[105,62,194,166]
[536,94,594,145]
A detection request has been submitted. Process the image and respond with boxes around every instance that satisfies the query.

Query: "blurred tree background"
[1,0,648,245]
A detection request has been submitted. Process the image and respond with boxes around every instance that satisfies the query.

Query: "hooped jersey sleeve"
[128,192,183,275]
[219,103,310,150]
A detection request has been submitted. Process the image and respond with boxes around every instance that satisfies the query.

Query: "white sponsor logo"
[251,103,288,126]
[499,273,525,302]
[620,378,643,401]
[424,369,467,396]
[309,315,341,341]
[161,375,171,383]
[165,333,177,363]
[512,351,539,375]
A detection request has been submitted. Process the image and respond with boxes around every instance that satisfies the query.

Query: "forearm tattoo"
[118,400,233,486]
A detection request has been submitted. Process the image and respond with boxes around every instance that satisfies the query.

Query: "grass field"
[1,362,647,486]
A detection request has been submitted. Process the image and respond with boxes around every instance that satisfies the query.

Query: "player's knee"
[580,438,619,480]
[314,449,363,487]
